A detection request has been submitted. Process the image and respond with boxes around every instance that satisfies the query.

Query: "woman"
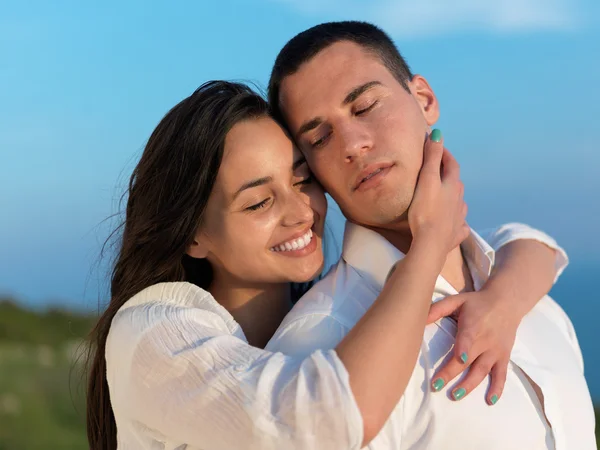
[87,81,561,449]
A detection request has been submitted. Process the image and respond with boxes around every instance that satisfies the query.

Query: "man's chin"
[346,203,410,229]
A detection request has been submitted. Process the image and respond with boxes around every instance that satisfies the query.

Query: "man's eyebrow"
[296,118,323,140]
[342,81,382,105]
[234,176,272,199]
[292,157,307,170]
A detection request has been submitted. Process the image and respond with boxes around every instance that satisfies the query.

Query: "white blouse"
[105,282,363,450]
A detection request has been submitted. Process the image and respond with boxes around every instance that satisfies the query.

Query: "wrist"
[410,234,448,266]
[482,275,528,324]
[406,236,447,273]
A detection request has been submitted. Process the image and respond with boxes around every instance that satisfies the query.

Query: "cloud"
[271,0,580,38]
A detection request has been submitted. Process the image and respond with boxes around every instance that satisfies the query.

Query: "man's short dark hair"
[268,21,414,125]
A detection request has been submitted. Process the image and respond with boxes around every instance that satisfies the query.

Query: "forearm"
[486,239,557,319]
[335,238,445,444]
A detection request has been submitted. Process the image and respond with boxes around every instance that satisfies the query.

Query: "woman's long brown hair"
[85,81,269,449]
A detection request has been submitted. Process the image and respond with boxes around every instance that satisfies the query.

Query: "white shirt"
[267,223,597,450]
[106,282,364,449]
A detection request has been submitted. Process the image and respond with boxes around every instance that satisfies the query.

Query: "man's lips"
[353,162,394,191]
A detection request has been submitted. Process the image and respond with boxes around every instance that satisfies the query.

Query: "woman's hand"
[408,129,470,256]
[425,236,560,405]
[426,287,521,405]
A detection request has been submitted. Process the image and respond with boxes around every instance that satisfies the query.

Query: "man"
[265,21,595,449]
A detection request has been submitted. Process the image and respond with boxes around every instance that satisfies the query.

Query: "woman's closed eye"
[245,197,271,211]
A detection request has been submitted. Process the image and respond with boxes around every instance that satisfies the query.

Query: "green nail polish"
[430,129,442,142]
[490,395,498,405]
[453,388,466,401]
[460,352,468,364]
[432,378,445,392]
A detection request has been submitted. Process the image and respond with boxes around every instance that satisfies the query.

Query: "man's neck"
[376,225,474,293]
[444,246,475,293]
[209,276,292,348]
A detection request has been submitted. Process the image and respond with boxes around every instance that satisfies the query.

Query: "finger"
[427,295,467,324]
[430,346,482,394]
[441,148,460,181]
[454,322,476,366]
[450,354,495,401]
[486,359,509,406]
[421,129,444,178]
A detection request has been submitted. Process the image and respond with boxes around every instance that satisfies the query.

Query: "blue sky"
[1,0,599,309]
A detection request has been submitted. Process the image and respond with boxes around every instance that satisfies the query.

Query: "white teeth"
[270,229,314,252]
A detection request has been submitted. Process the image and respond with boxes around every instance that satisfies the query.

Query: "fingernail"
[490,394,498,405]
[460,352,468,364]
[432,378,445,392]
[430,129,442,143]
[453,388,466,401]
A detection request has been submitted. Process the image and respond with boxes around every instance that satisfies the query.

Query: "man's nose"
[339,123,373,163]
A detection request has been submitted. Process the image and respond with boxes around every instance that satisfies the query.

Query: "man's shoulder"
[290,258,379,326]
[266,260,380,355]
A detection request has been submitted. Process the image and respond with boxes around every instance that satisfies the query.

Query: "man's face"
[278,41,440,229]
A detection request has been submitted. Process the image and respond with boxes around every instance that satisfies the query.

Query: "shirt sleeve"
[479,222,569,283]
[267,312,406,449]
[121,305,363,450]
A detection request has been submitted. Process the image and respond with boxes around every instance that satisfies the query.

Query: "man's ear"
[187,230,210,259]
[409,75,440,126]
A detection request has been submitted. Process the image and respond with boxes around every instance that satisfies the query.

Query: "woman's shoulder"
[122,281,212,309]
[105,283,248,420]
[112,282,243,339]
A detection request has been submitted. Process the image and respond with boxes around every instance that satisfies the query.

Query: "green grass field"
[0,300,92,450]
[0,299,597,449]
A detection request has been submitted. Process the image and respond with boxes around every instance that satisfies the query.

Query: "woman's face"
[191,116,327,286]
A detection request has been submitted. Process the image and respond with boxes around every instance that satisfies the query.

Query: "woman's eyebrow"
[233,176,272,199]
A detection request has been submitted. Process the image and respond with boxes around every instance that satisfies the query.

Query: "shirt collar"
[341,222,495,292]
